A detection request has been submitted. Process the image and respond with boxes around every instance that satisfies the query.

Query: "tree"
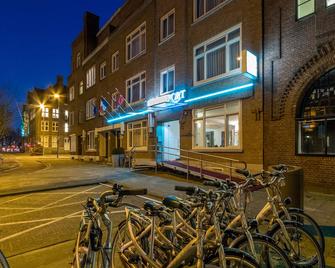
[0,90,13,140]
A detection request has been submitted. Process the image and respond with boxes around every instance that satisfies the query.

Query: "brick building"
[68,0,263,173]
[23,76,69,154]
[264,0,335,185]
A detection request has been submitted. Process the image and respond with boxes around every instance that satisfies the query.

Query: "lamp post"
[54,93,60,159]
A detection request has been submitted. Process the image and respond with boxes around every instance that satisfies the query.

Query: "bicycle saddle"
[162,195,185,210]
[143,201,163,215]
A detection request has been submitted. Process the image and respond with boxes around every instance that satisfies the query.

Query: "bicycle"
[71,184,147,268]
[0,250,9,268]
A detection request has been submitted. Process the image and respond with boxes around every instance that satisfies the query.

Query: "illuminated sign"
[107,109,153,124]
[185,83,254,103]
[242,50,258,79]
[147,89,186,107]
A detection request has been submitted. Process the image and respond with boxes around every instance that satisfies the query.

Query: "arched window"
[297,68,335,155]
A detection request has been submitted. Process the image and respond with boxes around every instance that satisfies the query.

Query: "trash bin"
[270,165,304,210]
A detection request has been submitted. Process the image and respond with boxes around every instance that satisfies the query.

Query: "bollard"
[271,165,304,210]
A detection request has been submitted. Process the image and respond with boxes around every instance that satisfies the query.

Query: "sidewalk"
[0,156,20,172]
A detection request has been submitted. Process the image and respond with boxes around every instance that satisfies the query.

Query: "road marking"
[0,200,84,211]
[0,193,33,205]
[0,184,102,219]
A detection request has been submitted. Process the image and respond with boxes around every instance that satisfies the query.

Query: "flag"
[117,95,125,107]
[99,98,108,116]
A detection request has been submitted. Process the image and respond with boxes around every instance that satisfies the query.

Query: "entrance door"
[162,120,180,161]
[99,133,107,158]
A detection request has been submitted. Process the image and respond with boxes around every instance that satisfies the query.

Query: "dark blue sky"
[0,0,125,127]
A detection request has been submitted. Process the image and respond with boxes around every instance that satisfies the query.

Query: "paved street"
[0,154,334,267]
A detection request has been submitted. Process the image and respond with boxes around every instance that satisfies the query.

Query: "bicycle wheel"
[204,247,259,267]
[268,221,325,267]
[231,233,292,268]
[111,219,149,268]
[0,250,9,268]
[280,208,325,253]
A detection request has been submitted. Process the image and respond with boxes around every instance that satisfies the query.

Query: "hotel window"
[41,121,49,132]
[127,120,148,150]
[86,66,96,88]
[160,66,175,94]
[51,136,57,148]
[41,107,49,118]
[327,0,335,6]
[297,68,335,155]
[64,123,69,133]
[112,51,120,72]
[65,110,69,121]
[126,72,146,103]
[100,61,107,80]
[52,108,59,119]
[79,81,84,95]
[69,86,75,101]
[41,136,49,147]
[76,52,81,68]
[69,112,75,126]
[194,0,225,20]
[52,121,58,132]
[194,26,241,84]
[193,101,241,149]
[160,9,175,42]
[297,0,315,19]
[86,98,96,120]
[126,22,146,62]
[87,131,96,150]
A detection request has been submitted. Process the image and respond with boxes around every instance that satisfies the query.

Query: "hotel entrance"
[157,120,180,161]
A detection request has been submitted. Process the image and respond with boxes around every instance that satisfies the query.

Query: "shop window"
[87,131,96,151]
[297,68,335,155]
[194,26,241,85]
[126,22,146,62]
[193,101,241,149]
[126,72,146,103]
[297,0,315,19]
[160,9,175,42]
[160,66,175,94]
[127,120,148,150]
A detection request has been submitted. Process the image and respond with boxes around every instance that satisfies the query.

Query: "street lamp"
[53,93,60,159]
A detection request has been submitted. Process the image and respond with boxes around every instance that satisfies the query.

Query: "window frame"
[52,121,59,132]
[193,24,242,86]
[127,120,148,151]
[41,107,49,118]
[51,136,58,148]
[126,71,146,104]
[192,101,242,151]
[100,61,107,80]
[160,65,175,95]
[126,22,146,63]
[86,65,96,88]
[160,9,175,43]
[193,0,227,22]
[69,112,75,126]
[52,108,59,119]
[87,130,96,151]
[86,98,96,120]
[40,135,49,147]
[296,0,315,20]
[112,51,120,73]
[69,86,75,101]
[41,120,50,132]
[76,52,81,68]
[326,0,335,7]
[79,81,84,95]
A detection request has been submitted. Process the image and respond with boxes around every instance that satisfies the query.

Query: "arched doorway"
[297,68,335,155]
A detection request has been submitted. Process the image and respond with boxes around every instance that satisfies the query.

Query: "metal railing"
[129,144,247,181]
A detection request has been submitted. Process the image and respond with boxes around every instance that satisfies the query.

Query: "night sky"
[0,0,125,127]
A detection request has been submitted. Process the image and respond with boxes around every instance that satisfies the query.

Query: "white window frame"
[86,98,96,120]
[86,65,96,88]
[41,135,49,147]
[52,108,59,119]
[41,107,49,118]
[127,120,148,151]
[160,65,175,95]
[69,112,75,126]
[69,86,75,101]
[192,101,242,151]
[64,123,69,133]
[193,24,241,86]
[87,130,96,151]
[79,81,84,95]
[41,121,49,132]
[160,9,175,43]
[193,0,226,21]
[100,61,107,80]
[52,121,59,132]
[112,51,120,72]
[51,136,58,148]
[126,22,146,62]
[126,71,146,104]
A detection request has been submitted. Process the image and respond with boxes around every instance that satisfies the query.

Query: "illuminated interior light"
[185,83,254,103]
[107,109,153,124]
